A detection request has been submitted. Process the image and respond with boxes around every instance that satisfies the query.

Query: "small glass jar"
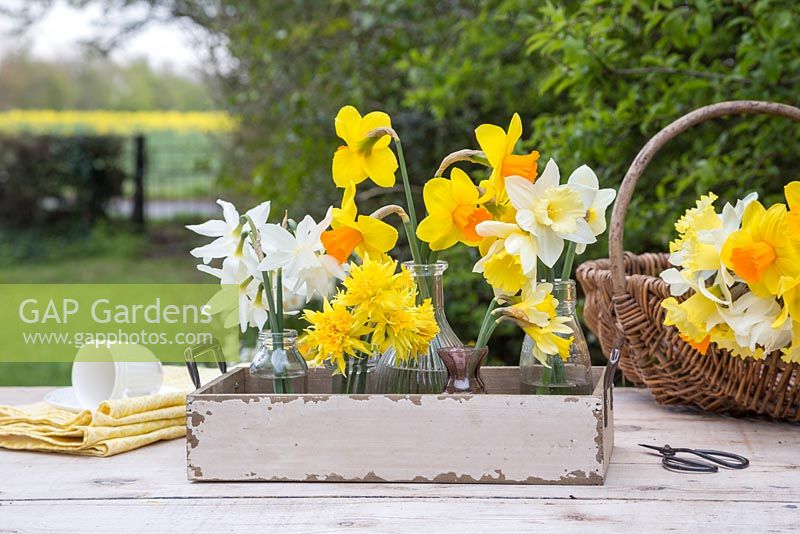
[373,261,462,394]
[520,279,592,395]
[438,346,489,394]
[249,329,308,394]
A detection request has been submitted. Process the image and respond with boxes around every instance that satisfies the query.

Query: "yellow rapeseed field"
[0,109,237,134]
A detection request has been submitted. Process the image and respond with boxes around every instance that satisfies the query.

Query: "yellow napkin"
[0,365,219,457]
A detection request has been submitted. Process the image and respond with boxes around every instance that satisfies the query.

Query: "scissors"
[639,444,750,473]
[184,340,227,389]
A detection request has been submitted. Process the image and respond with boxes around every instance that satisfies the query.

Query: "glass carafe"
[520,279,592,395]
[249,329,308,393]
[373,261,462,394]
[328,353,378,394]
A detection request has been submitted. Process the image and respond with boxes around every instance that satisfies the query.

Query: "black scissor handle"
[686,448,750,470]
[662,455,719,473]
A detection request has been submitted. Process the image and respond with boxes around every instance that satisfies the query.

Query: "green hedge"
[0,134,125,227]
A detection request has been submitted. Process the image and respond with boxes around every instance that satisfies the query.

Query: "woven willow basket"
[576,100,800,422]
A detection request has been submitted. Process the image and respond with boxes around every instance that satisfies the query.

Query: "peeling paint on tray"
[186,367,613,484]
[189,412,205,426]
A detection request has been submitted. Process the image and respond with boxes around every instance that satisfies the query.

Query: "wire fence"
[111,131,228,222]
[0,110,234,223]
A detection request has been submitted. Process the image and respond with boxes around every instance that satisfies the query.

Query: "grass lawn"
[0,224,211,386]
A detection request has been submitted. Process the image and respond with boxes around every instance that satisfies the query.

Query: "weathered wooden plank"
[1,498,797,534]
[1,388,797,505]
[1,450,797,502]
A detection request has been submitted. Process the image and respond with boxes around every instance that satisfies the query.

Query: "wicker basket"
[576,100,800,422]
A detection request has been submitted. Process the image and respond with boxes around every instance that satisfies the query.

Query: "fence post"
[132,134,146,229]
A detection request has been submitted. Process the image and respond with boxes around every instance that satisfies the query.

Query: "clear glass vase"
[249,329,308,394]
[373,261,463,394]
[520,279,592,395]
[327,353,377,394]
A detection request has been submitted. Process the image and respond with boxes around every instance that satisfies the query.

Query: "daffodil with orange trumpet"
[660,182,800,363]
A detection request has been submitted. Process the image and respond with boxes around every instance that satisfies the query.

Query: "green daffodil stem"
[561,241,577,281]
[394,139,424,265]
[475,298,499,349]
[540,260,554,285]
[402,220,422,267]
[275,268,284,332]
[476,317,503,350]
[261,272,279,335]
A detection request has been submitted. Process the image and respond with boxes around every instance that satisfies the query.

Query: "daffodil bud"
[434,149,488,177]
[370,204,409,223]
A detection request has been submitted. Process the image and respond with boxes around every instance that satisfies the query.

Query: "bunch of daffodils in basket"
[660,183,800,363]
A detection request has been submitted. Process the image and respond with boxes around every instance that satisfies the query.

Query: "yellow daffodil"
[475,112,539,203]
[304,256,438,366]
[709,325,766,360]
[523,318,574,364]
[416,168,492,250]
[493,283,573,364]
[372,297,439,363]
[661,292,720,351]
[478,248,528,294]
[332,105,398,188]
[780,321,800,363]
[338,256,413,320]
[320,182,398,263]
[784,181,800,242]
[721,201,800,296]
[301,298,373,375]
[496,283,558,326]
[473,220,538,285]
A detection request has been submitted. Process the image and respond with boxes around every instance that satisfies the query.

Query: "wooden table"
[1,387,797,533]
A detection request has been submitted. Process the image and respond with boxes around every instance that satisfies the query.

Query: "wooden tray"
[186,366,614,484]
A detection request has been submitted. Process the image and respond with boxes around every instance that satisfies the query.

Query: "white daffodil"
[241,284,269,332]
[187,199,271,264]
[661,192,758,305]
[716,292,792,354]
[472,220,538,298]
[196,249,262,332]
[505,159,596,268]
[259,209,346,301]
[566,165,616,254]
[475,221,538,275]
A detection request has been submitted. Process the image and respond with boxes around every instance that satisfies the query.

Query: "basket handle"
[609,100,800,296]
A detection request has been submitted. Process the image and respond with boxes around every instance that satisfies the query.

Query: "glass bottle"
[328,353,378,394]
[249,329,308,393]
[373,261,462,394]
[520,279,592,395]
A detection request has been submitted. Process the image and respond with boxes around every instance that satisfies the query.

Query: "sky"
[0,0,202,73]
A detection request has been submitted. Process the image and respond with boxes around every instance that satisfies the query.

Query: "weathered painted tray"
[186,366,614,484]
